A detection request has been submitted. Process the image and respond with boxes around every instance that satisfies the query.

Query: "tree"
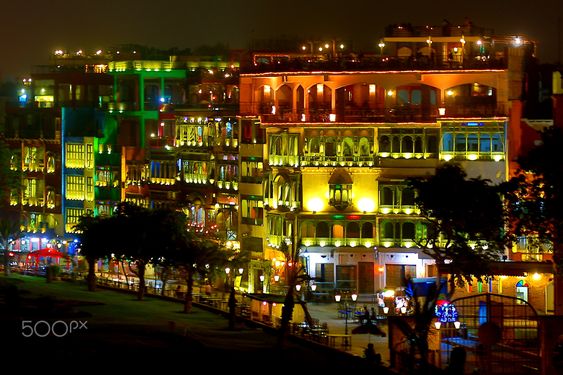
[222,244,250,329]
[502,126,563,314]
[113,203,179,301]
[74,214,113,291]
[276,240,313,348]
[407,162,507,290]
[161,211,228,313]
[392,277,443,374]
[0,217,20,276]
[0,134,20,276]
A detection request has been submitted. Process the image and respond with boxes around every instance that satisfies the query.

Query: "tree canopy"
[502,126,563,271]
[408,162,507,288]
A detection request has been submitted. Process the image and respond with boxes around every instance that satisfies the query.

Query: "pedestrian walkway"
[93,275,392,367]
[305,301,390,365]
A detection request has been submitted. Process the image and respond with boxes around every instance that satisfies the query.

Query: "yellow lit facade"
[239,28,530,297]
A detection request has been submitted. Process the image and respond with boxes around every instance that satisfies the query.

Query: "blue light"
[465,122,483,127]
[435,303,459,323]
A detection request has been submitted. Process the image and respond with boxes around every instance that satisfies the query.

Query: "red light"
[8,252,14,257]
[346,215,361,220]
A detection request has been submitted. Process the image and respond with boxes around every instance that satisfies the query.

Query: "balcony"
[300,237,376,249]
[301,155,376,168]
[242,54,508,74]
[260,104,504,125]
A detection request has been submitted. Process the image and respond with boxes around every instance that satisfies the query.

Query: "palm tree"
[392,277,444,374]
[276,240,313,347]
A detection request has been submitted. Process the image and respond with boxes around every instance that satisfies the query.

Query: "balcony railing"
[242,55,508,74]
[259,104,506,124]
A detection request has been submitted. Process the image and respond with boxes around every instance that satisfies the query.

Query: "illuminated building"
[239,23,535,300]
[4,51,113,252]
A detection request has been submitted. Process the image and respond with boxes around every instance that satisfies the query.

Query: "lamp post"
[378,40,385,57]
[259,274,265,293]
[301,42,314,58]
[335,291,358,346]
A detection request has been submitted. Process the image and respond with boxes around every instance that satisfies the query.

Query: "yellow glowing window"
[66,144,85,168]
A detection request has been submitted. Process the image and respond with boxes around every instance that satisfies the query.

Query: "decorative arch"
[317,221,330,238]
[342,137,355,157]
[361,222,374,239]
[347,221,361,238]
[359,137,371,156]
[300,221,316,238]
[402,221,415,239]
[273,173,292,207]
[276,84,292,112]
[296,85,305,113]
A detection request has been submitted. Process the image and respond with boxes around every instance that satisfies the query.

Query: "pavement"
[304,301,390,365]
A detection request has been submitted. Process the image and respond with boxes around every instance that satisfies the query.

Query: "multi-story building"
[239,22,540,303]
[4,51,113,254]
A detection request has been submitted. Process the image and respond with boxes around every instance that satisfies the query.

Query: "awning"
[28,248,68,258]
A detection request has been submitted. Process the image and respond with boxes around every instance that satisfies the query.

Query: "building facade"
[239,23,537,303]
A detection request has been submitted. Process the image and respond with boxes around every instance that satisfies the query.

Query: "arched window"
[382,221,394,239]
[309,138,321,153]
[402,187,415,206]
[379,135,390,153]
[441,133,453,152]
[342,138,354,156]
[301,221,316,238]
[332,224,344,238]
[317,222,330,238]
[359,137,370,156]
[455,134,466,152]
[347,222,361,238]
[468,133,479,151]
[392,136,400,152]
[414,137,423,153]
[402,136,414,153]
[492,134,503,152]
[402,222,415,239]
[361,222,374,239]
[427,135,438,153]
[381,186,395,206]
[480,134,492,152]
[325,138,336,156]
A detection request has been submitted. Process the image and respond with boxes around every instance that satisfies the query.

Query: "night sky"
[1,0,562,80]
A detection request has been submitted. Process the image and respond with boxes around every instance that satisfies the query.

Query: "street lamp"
[378,40,385,56]
[334,291,358,346]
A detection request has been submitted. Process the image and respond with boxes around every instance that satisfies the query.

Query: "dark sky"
[1,0,561,80]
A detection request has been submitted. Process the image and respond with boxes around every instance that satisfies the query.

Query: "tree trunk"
[2,239,10,276]
[120,260,129,288]
[183,269,194,313]
[160,268,169,296]
[87,258,97,292]
[137,262,146,300]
